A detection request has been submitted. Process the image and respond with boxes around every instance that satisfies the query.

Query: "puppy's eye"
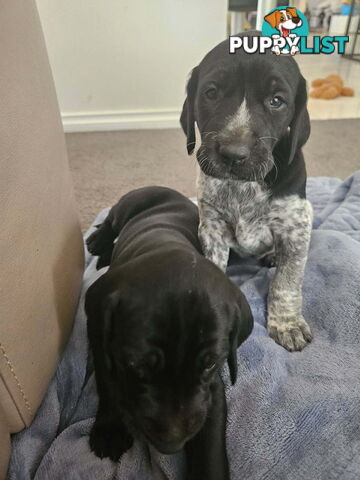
[269,96,284,108]
[201,354,217,375]
[203,362,216,373]
[205,87,218,100]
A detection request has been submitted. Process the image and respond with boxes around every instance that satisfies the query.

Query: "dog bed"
[8,173,360,480]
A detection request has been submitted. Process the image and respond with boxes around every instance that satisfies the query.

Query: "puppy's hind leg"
[86,217,117,269]
[87,188,140,269]
[87,189,157,268]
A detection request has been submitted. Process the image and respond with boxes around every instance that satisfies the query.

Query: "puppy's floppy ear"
[287,7,298,18]
[227,298,253,385]
[180,66,199,155]
[264,10,280,29]
[85,279,120,372]
[288,75,310,165]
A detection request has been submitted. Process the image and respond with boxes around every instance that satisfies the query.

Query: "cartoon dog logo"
[264,7,302,55]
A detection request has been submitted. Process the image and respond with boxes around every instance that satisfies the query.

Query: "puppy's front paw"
[272,46,281,55]
[89,423,133,462]
[268,315,312,351]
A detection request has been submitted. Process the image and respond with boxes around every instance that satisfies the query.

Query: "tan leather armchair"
[0,1,84,477]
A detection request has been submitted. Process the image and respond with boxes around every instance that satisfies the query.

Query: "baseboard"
[62,109,182,132]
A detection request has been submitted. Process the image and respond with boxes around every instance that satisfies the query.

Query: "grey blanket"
[9,173,360,480]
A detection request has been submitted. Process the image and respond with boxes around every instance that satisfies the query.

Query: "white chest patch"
[197,170,274,258]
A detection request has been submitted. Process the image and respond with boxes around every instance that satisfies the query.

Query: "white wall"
[36,0,228,132]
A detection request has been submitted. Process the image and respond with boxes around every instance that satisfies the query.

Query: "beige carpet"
[66,119,360,231]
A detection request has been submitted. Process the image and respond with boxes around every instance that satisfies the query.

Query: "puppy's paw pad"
[89,424,133,462]
[268,316,312,352]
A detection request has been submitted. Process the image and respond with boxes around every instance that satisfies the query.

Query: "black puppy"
[85,186,253,479]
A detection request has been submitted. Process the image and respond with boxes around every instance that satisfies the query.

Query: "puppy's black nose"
[219,144,250,165]
[292,16,301,24]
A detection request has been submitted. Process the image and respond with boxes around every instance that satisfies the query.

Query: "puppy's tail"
[86,219,116,269]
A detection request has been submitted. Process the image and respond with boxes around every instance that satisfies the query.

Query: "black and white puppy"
[181,31,313,352]
[85,186,253,479]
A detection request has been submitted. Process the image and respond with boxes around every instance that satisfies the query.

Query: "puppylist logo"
[229,7,348,56]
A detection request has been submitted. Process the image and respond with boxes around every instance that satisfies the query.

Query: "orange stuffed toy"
[310,74,354,99]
